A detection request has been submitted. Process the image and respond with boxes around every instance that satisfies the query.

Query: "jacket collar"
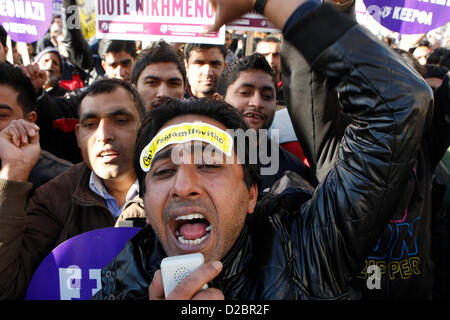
[71,163,106,206]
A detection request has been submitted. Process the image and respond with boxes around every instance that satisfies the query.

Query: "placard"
[363,0,450,34]
[95,0,225,44]
[25,227,140,300]
[0,0,53,43]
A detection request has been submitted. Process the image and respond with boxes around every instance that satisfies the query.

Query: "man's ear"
[101,60,106,71]
[247,184,258,215]
[212,92,223,101]
[25,111,37,123]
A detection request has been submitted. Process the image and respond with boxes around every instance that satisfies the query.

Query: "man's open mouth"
[173,213,211,246]
[243,111,265,121]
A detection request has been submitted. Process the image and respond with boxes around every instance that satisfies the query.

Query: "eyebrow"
[150,142,225,170]
[79,108,135,123]
[150,146,174,168]
[0,104,13,111]
[191,59,222,65]
[239,82,275,91]
[143,75,183,82]
[108,58,132,66]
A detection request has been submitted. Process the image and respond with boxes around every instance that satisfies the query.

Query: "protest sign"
[363,0,450,34]
[95,0,225,44]
[52,0,62,16]
[0,0,53,43]
[25,227,140,300]
[78,0,96,40]
[227,12,280,33]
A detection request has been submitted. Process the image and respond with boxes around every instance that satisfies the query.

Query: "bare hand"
[0,119,41,182]
[208,0,254,32]
[208,0,306,32]
[18,63,47,94]
[149,260,224,300]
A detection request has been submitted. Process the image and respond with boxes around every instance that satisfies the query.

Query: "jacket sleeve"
[422,72,450,167]
[283,3,432,296]
[280,1,354,182]
[0,179,67,299]
[0,179,32,299]
[281,42,348,182]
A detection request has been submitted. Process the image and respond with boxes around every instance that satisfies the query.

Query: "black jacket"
[281,14,450,299]
[35,90,82,164]
[29,150,73,197]
[92,2,432,300]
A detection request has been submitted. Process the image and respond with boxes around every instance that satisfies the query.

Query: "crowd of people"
[0,0,449,300]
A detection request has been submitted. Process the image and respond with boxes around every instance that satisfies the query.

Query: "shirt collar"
[89,171,140,214]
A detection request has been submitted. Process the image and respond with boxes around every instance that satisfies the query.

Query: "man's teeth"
[245,113,263,119]
[101,151,117,156]
[175,225,211,245]
[175,213,205,221]
[176,230,210,245]
[175,213,211,245]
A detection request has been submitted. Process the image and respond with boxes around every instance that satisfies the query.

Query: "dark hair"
[426,47,447,65]
[0,24,6,48]
[131,40,186,86]
[425,64,449,79]
[0,63,37,115]
[393,48,426,77]
[98,39,137,60]
[424,47,450,69]
[184,43,227,61]
[257,35,281,45]
[78,78,145,119]
[216,53,277,96]
[134,98,261,196]
[51,15,61,24]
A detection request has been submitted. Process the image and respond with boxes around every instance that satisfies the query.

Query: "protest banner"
[78,0,96,40]
[95,0,225,44]
[25,227,140,300]
[363,0,450,34]
[227,12,280,33]
[52,0,62,16]
[0,0,53,43]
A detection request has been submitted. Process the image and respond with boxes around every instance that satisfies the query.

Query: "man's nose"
[96,119,114,143]
[200,63,213,75]
[171,164,202,199]
[157,83,169,98]
[248,92,264,109]
[116,65,129,79]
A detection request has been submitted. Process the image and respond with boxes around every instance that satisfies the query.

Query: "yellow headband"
[139,122,233,172]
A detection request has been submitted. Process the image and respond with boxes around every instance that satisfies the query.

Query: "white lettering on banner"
[96,0,214,18]
[416,0,450,7]
[58,266,102,300]
[2,22,38,35]
[392,6,433,25]
[59,266,81,300]
[0,0,45,21]
[89,269,102,297]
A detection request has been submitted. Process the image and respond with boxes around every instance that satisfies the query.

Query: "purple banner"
[25,227,140,300]
[0,0,53,43]
[363,0,450,34]
[52,0,62,16]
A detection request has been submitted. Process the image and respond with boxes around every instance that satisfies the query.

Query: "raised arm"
[280,0,355,182]
[279,0,432,274]
[210,0,433,296]
[62,0,95,71]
